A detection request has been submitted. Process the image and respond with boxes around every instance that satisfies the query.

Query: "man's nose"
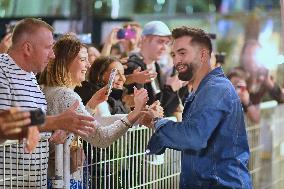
[173,57,181,66]
[161,43,167,51]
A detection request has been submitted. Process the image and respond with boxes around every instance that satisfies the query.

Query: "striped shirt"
[0,54,50,188]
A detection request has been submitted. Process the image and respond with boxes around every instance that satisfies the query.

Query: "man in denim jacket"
[144,26,252,189]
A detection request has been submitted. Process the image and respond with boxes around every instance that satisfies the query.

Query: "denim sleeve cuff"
[146,132,166,155]
[154,118,170,130]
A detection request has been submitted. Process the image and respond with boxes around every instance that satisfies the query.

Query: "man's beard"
[177,63,194,81]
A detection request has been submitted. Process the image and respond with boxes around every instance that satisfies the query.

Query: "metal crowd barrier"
[246,114,262,189]
[1,102,284,188]
[0,136,50,189]
[257,102,284,189]
[52,125,181,189]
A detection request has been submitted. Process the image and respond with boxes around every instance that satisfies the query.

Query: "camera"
[117,28,136,40]
[29,108,46,126]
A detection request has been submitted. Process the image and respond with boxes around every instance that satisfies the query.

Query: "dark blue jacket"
[146,67,252,189]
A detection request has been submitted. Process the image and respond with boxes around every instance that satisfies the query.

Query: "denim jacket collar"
[195,67,224,95]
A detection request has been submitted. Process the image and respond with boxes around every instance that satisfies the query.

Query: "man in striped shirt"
[0,18,95,188]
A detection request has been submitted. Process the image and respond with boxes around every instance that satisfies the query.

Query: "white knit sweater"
[42,86,129,148]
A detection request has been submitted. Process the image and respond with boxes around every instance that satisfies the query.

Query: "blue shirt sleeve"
[146,87,231,155]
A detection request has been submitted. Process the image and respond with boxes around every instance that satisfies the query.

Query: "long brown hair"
[40,35,85,87]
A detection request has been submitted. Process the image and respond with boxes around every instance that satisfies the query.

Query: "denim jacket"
[146,67,252,189]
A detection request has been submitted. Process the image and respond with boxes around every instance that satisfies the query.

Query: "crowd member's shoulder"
[0,54,11,68]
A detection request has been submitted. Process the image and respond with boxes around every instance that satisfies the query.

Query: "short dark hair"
[227,66,249,81]
[172,26,212,54]
[88,56,119,85]
[12,18,53,45]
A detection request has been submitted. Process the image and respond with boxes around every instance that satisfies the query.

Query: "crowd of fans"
[0,17,283,188]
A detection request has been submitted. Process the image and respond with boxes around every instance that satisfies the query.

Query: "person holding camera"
[140,26,252,189]
[240,40,284,105]
[101,22,142,58]
[227,67,261,124]
[0,18,97,188]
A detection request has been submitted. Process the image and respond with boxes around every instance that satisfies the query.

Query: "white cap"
[142,21,171,37]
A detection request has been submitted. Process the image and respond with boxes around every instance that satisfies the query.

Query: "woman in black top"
[75,56,129,114]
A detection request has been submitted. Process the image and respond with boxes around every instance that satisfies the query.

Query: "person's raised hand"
[87,86,108,109]
[133,87,148,111]
[106,28,121,46]
[236,81,250,105]
[149,100,164,118]
[55,100,96,138]
[138,101,164,128]
[166,75,184,92]
[132,67,157,84]
[49,130,69,144]
[0,33,12,53]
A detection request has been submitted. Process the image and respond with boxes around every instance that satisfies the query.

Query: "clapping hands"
[133,86,148,111]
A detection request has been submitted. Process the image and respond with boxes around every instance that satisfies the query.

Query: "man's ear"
[22,41,33,57]
[200,48,209,64]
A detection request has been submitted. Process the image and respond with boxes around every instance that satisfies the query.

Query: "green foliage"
[216,38,235,72]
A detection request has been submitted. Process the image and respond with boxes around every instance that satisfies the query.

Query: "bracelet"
[243,101,253,113]
[120,117,132,128]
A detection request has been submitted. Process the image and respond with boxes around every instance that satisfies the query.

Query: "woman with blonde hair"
[40,35,148,188]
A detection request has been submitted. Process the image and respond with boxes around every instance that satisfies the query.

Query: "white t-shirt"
[0,54,50,188]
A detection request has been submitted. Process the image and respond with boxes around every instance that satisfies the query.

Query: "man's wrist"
[39,116,55,132]
[151,117,161,127]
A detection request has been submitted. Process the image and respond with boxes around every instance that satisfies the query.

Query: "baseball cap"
[142,21,171,37]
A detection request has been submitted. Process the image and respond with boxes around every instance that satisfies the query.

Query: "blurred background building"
[0,0,282,80]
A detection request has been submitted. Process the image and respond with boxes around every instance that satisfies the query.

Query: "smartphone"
[116,28,136,40]
[106,68,118,96]
[29,108,46,126]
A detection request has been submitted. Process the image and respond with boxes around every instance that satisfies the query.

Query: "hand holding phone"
[106,68,118,96]
[116,28,136,40]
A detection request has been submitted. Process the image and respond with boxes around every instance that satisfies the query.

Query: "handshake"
[137,100,164,128]
[126,87,164,129]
